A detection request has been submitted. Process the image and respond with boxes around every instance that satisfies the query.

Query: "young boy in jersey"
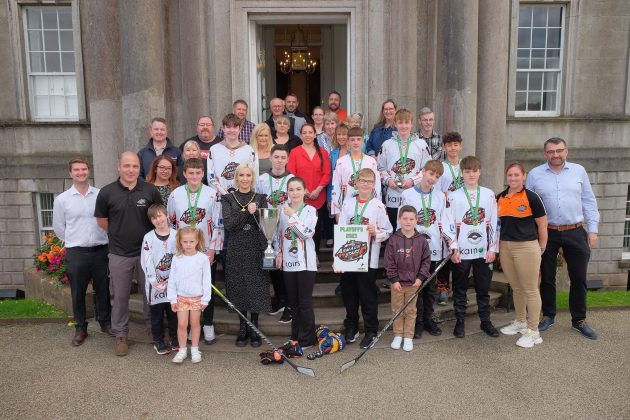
[141,204,178,354]
[207,113,258,195]
[167,158,223,344]
[400,160,452,338]
[377,108,431,229]
[330,127,380,217]
[385,205,431,352]
[448,156,500,338]
[337,168,393,349]
[256,144,293,323]
[435,132,464,305]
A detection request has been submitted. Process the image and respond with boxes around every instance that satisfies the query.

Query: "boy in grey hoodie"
[384,205,431,351]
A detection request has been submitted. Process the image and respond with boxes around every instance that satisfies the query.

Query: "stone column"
[81,0,123,187]
[434,0,479,157]
[118,0,166,152]
[476,0,510,192]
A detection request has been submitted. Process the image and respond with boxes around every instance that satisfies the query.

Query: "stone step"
[129,290,502,335]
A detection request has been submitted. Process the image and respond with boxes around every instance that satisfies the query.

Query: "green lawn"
[0,298,67,318]
[556,290,630,308]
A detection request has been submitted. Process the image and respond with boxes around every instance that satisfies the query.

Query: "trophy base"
[262,257,276,270]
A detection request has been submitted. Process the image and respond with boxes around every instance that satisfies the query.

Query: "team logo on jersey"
[180,207,206,225]
[221,162,239,180]
[136,198,148,207]
[335,240,368,262]
[467,229,483,245]
[283,228,299,255]
[349,215,369,225]
[391,158,416,176]
[156,253,173,282]
[462,207,486,226]
[348,173,358,188]
[448,177,463,192]
[417,209,437,227]
[267,190,288,206]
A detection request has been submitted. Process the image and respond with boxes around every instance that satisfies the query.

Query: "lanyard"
[415,186,433,227]
[447,160,462,189]
[288,203,306,240]
[185,184,202,227]
[463,186,481,224]
[352,198,371,225]
[350,153,364,184]
[268,175,288,208]
[396,133,411,172]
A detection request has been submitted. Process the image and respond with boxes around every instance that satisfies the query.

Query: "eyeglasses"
[357,179,375,185]
[157,166,172,171]
[198,123,213,127]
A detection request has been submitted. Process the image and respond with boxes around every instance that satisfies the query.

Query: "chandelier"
[278,26,317,75]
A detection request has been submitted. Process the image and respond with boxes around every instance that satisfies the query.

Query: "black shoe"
[453,319,465,338]
[250,321,262,347]
[235,319,249,347]
[413,323,423,339]
[279,307,292,323]
[480,321,500,338]
[334,284,343,296]
[344,326,359,343]
[360,332,377,349]
[424,319,442,336]
[169,339,179,353]
[153,341,170,355]
[267,302,285,316]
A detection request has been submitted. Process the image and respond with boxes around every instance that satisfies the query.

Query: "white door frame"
[231,2,366,123]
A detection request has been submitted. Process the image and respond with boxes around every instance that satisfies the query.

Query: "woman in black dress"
[222,163,271,347]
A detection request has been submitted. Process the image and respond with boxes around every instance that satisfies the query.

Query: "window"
[23,6,78,121]
[624,186,630,252]
[515,5,564,116]
[36,192,55,241]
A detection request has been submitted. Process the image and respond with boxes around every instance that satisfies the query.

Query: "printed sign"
[333,225,369,272]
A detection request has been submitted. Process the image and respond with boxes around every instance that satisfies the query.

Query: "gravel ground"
[1,310,629,419]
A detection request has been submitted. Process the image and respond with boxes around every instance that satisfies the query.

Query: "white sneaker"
[203,325,216,344]
[500,320,528,336]
[390,336,402,350]
[172,349,187,363]
[516,329,543,348]
[402,338,413,352]
[191,349,202,363]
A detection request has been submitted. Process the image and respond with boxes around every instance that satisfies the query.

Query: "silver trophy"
[258,208,280,270]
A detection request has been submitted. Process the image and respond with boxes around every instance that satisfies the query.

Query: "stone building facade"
[1,0,628,289]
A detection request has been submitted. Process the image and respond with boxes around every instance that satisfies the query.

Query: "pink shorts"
[174,296,204,312]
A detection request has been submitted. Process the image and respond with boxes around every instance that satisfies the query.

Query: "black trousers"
[270,269,287,307]
[451,258,492,322]
[313,205,329,253]
[284,271,316,346]
[150,302,178,344]
[341,268,379,333]
[386,207,398,235]
[65,245,110,330]
[202,260,218,326]
[415,261,438,326]
[540,227,590,322]
[436,259,452,292]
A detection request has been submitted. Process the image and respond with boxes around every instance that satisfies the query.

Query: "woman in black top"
[496,163,548,348]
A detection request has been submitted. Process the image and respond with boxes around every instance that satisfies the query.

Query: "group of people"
[52,90,600,364]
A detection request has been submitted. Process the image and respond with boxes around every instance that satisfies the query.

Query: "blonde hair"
[250,123,272,153]
[331,123,349,148]
[235,163,257,188]
[182,140,201,158]
[175,226,205,255]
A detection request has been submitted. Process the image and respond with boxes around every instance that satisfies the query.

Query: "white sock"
[191,346,200,353]
[178,348,187,354]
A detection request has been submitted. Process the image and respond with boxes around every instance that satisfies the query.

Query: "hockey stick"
[339,255,451,373]
[211,284,315,378]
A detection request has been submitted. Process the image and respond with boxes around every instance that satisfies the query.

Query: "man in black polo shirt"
[95,151,163,356]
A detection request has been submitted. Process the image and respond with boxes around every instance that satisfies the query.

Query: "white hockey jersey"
[167,184,223,251]
[338,197,393,269]
[399,187,453,261]
[330,153,380,215]
[207,142,258,195]
[438,160,463,205]
[377,133,431,208]
[140,228,177,305]
[256,171,293,208]
[447,186,499,260]
[273,204,318,272]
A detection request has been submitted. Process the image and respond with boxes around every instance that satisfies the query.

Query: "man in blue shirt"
[526,137,600,339]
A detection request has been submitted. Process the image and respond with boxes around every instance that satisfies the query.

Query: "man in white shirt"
[53,158,111,346]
